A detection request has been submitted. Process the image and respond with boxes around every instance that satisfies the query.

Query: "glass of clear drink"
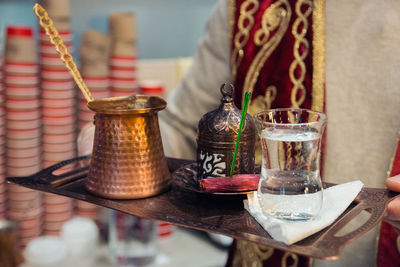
[254,108,326,221]
[108,210,158,266]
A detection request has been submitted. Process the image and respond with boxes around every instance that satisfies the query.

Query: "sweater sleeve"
[159,0,232,160]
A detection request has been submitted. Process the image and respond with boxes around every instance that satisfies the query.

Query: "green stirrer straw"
[229,91,251,177]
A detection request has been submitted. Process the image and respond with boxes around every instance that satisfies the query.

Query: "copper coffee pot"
[34,4,171,199]
[86,95,171,199]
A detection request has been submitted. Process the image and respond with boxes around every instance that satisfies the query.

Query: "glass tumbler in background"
[108,210,158,266]
[254,108,327,221]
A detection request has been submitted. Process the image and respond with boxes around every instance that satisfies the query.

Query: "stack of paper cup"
[139,80,165,98]
[78,30,110,129]
[109,12,139,97]
[0,52,5,220]
[39,0,75,235]
[42,192,73,236]
[39,0,76,168]
[157,222,175,239]
[4,25,43,248]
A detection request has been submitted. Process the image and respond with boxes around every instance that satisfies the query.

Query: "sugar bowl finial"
[220,83,234,103]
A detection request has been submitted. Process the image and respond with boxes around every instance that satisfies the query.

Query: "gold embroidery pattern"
[231,0,260,79]
[242,0,291,101]
[248,85,277,115]
[289,0,312,108]
[311,0,325,112]
[233,240,274,267]
[282,252,299,267]
[249,86,277,165]
[254,4,285,46]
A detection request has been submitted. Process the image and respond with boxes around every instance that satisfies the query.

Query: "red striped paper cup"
[41,79,74,90]
[139,80,164,97]
[43,193,72,204]
[5,75,39,86]
[110,77,138,89]
[42,142,76,153]
[42,132,75,144]
[7,155,41,168]
[110,56,137,68]
[40,29,72,42]
[7,146,41,158]
[6,109,40,121]
[42,124,76,135]
[7,25,33,38]
[43,150,76,162]
[5,86,39,98]
[6,118,41,130]
[42,115,75,126]
[40,43,73,56]
[4,62,37,74]
[8,197,41,210]
[6,128,41,139]
[42,106,75,117]
[83,77,109,88]
[158,222,175,238]
[6,137,40,148]
[44,201,73,213]
[44,210,73,222]
[7,164,41,176]
[5,98,40,110]
[8,206,42,220]
[42,98,75,108]
[110,66,137,79]
[41,68,72,80]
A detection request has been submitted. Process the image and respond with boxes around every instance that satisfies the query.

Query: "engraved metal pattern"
[198,151,226,177]
[86,95,171,199]
[197,85,255,179]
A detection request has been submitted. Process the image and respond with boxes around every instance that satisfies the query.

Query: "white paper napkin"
[244,180,364,245]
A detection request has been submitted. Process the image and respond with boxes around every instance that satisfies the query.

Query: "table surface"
[7,156,396,260]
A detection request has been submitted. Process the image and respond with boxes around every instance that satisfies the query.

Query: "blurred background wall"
[0,0,217,59]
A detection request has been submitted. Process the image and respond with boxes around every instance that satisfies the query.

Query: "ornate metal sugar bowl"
[86,95,171,199]
[197,84,255,179]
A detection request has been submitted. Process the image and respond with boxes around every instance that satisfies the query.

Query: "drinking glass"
[108,211,158,266]
[254,108,326,221]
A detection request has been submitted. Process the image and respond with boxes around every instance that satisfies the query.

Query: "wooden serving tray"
[6,156,398,260]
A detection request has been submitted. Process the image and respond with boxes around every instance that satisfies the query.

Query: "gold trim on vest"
[289,0,312,108]
[311,0,325,112]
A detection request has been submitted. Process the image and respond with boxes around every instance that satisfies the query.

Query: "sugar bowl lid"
[197,84,255,148]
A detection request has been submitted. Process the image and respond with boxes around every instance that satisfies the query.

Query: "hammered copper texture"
[86,96,171,199]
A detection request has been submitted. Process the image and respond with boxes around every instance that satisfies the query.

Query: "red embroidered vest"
[226,0,399,266]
